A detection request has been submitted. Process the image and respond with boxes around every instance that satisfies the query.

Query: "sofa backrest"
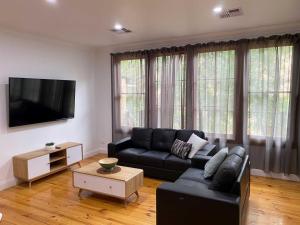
[151,128,177,152]
[209,146,249,194]
[175,129,205,142]
[131,127,206,152]
[131,128,153,150]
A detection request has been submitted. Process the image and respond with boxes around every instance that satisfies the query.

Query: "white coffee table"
[73,162,143,205]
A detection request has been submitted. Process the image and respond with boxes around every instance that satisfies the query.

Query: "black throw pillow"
[171,139,192,159]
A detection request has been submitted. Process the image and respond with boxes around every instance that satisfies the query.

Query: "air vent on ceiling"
[110,28,132,34]
[220,8,243,18]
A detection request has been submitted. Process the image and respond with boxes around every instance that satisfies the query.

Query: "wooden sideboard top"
[13,142,82,160]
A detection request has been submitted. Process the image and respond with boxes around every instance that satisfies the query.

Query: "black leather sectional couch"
[108,128,216,181]
[157,146,250,225]
[108,128,250,225]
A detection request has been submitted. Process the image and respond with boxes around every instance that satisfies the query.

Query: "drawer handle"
[84,180,86,184]
[109,186,112,189]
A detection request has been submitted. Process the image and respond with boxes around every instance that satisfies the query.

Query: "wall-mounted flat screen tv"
[9,77,76,127]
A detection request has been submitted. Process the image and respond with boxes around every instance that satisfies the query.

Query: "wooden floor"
[0,154,300,225]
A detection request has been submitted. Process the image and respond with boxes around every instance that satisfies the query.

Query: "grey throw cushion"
[171,139,192,159]
[204,147,228,178]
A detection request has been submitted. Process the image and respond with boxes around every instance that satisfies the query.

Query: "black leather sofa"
[108,128,216,181]
[156,146,250,225]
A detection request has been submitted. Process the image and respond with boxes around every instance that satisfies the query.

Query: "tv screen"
[9,77,76,127]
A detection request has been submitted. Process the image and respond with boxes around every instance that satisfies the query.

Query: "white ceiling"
[0,0,299,47]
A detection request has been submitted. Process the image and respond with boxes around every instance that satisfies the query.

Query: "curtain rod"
[111,33,300,56]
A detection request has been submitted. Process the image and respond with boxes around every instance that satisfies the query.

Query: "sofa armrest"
[199,143,217,156]
[191,154,211,169]
[107,137,133,157]
[157,182,240,225]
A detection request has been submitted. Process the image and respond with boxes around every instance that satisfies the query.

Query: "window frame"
[246,45,293,140]
[193,48,237,139]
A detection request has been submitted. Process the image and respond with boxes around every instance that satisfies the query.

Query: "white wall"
[0,31,101,190]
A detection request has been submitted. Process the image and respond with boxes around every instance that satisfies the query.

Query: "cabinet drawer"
[67,145,82,165]
[73,172,125,198]
[28,155,50,179]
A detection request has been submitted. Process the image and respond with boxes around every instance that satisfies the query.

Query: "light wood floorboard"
[0,154,300,225]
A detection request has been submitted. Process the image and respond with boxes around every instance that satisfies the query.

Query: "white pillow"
[187,133,208,158]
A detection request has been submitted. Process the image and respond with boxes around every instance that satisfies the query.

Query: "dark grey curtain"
[148,51,187,129]
[284,42,300,175]
[111,34,300,176]
[111,53,148,141]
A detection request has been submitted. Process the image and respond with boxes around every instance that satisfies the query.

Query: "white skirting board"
[0,212,2,221]
[0,178,17,191]
[251,169,300,182]
[83,147,107,159]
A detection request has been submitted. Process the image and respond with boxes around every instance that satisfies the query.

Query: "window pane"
[194,50,235,137]
[247,46,293,138]
[119,59,145,128]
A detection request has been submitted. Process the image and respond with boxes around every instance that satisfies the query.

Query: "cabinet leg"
[135,191,139,198]
[28,181,32,188]
[77,162,81,167]
[78,189,83,197]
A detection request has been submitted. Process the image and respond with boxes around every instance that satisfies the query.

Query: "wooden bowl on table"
[98,158,118,171]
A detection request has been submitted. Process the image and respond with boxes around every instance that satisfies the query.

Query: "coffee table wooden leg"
[78,189,83,197]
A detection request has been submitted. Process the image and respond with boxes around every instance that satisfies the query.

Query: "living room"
[0,0,300,224]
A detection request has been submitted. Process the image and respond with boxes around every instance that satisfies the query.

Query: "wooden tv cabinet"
[13,142,83,188]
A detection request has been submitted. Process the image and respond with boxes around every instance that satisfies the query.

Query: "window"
[119,58,146,129]
[152,54,186,129]
[247,46,293,139]
[194,50,235,137]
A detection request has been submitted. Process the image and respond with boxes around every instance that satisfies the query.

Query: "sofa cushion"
[139,150,170,168]
[209,154,243,193]
[131,128,153,150]
[176,130,205,142]
[165,155,191,171]
[204,147,228,178]
[196,143,216,156]
[117,148,147,164]
[229,146,246,159]
[179,168,212,186]
[151,129,176,152]
[171,139,192,159]
[175,178,210,189]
